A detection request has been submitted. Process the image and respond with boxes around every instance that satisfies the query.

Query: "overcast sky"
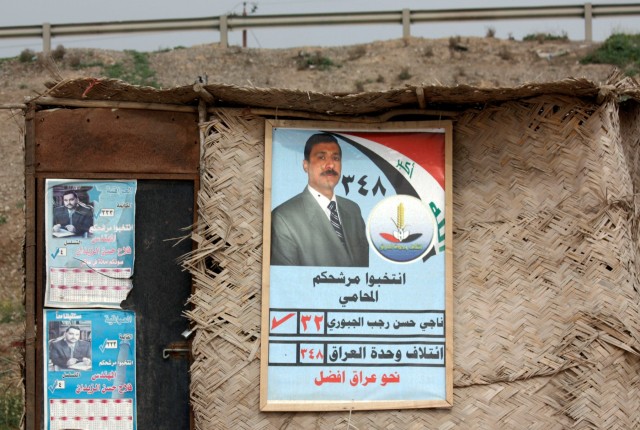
[1,0,639,57]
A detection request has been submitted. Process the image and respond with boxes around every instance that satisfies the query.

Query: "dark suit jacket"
[53,205,94,236]
[49,338,92,369]
[271,188,369,267]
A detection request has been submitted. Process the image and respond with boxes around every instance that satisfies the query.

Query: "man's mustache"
[321,169,339,176]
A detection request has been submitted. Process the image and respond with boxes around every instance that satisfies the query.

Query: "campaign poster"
[260,120,453,411]
[45,179,137,308]
[44,309,136,430]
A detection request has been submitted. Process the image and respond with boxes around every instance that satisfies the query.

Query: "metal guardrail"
[0,3,639,53]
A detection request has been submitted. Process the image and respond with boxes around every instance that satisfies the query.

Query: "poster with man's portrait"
[260,120,453,411]
[43,309,137,430]
[45,179,137,308]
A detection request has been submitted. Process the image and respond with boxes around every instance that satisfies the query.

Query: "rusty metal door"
[123,180,193,429]
[26,106,200,430]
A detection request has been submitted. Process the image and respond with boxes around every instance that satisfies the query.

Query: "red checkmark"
[271,312,296,330]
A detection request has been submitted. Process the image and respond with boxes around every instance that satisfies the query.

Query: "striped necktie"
[327,201,345,245]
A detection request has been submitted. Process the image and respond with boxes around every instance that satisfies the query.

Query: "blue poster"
[261,122,453,411]
[44,309,136,430]
[45,179,137,308]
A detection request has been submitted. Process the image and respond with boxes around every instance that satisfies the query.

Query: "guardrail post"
[220,15,228,48]
[402,9,411,40]
[42,22,51,54]
[584,3,593,42]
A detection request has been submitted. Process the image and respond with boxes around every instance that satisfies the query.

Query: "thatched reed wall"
[41,76,640,429]
[181,96,640,429]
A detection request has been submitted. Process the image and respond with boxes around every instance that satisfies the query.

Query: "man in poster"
[270,133,369,267]
[49,326,92,370]
[52,190,94,237]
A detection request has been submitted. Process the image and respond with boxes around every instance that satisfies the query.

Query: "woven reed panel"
[183,97,640,429]
[619,100,640,341]
[453,95,640,430]
[620,101,640,203]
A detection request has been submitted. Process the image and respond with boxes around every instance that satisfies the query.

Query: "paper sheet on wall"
[45,179,137,308]
[44,309,137,430]
[261,124,452,410]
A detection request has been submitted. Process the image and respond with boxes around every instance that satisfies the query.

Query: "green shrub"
[66,52,83,68]
[65,50,159,86]
[448,36,461,50]
[448,36,469,53]
[73,60,105,70]
[627,65,640,76]
[154,46,185,53]
[0,357,22,430]
[104,50,159,88]
[498,46,514,61]
[523,32,569,43]
[51,44,66,61]
[0,388,22,429]
[354,78,374,92]
[18,49,35,63]
[581,33,640,76]
[0,300,24,323]
[296,52,336,71]
[397,67,412,81]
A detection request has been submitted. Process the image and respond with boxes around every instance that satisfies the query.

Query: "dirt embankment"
[149,36,614,91]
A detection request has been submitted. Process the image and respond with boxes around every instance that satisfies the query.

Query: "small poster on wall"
[44,179,137,308]
[44,309,137,430]
[260,120,453,411]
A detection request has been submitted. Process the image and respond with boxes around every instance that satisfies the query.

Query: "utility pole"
[242,2,247,48]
